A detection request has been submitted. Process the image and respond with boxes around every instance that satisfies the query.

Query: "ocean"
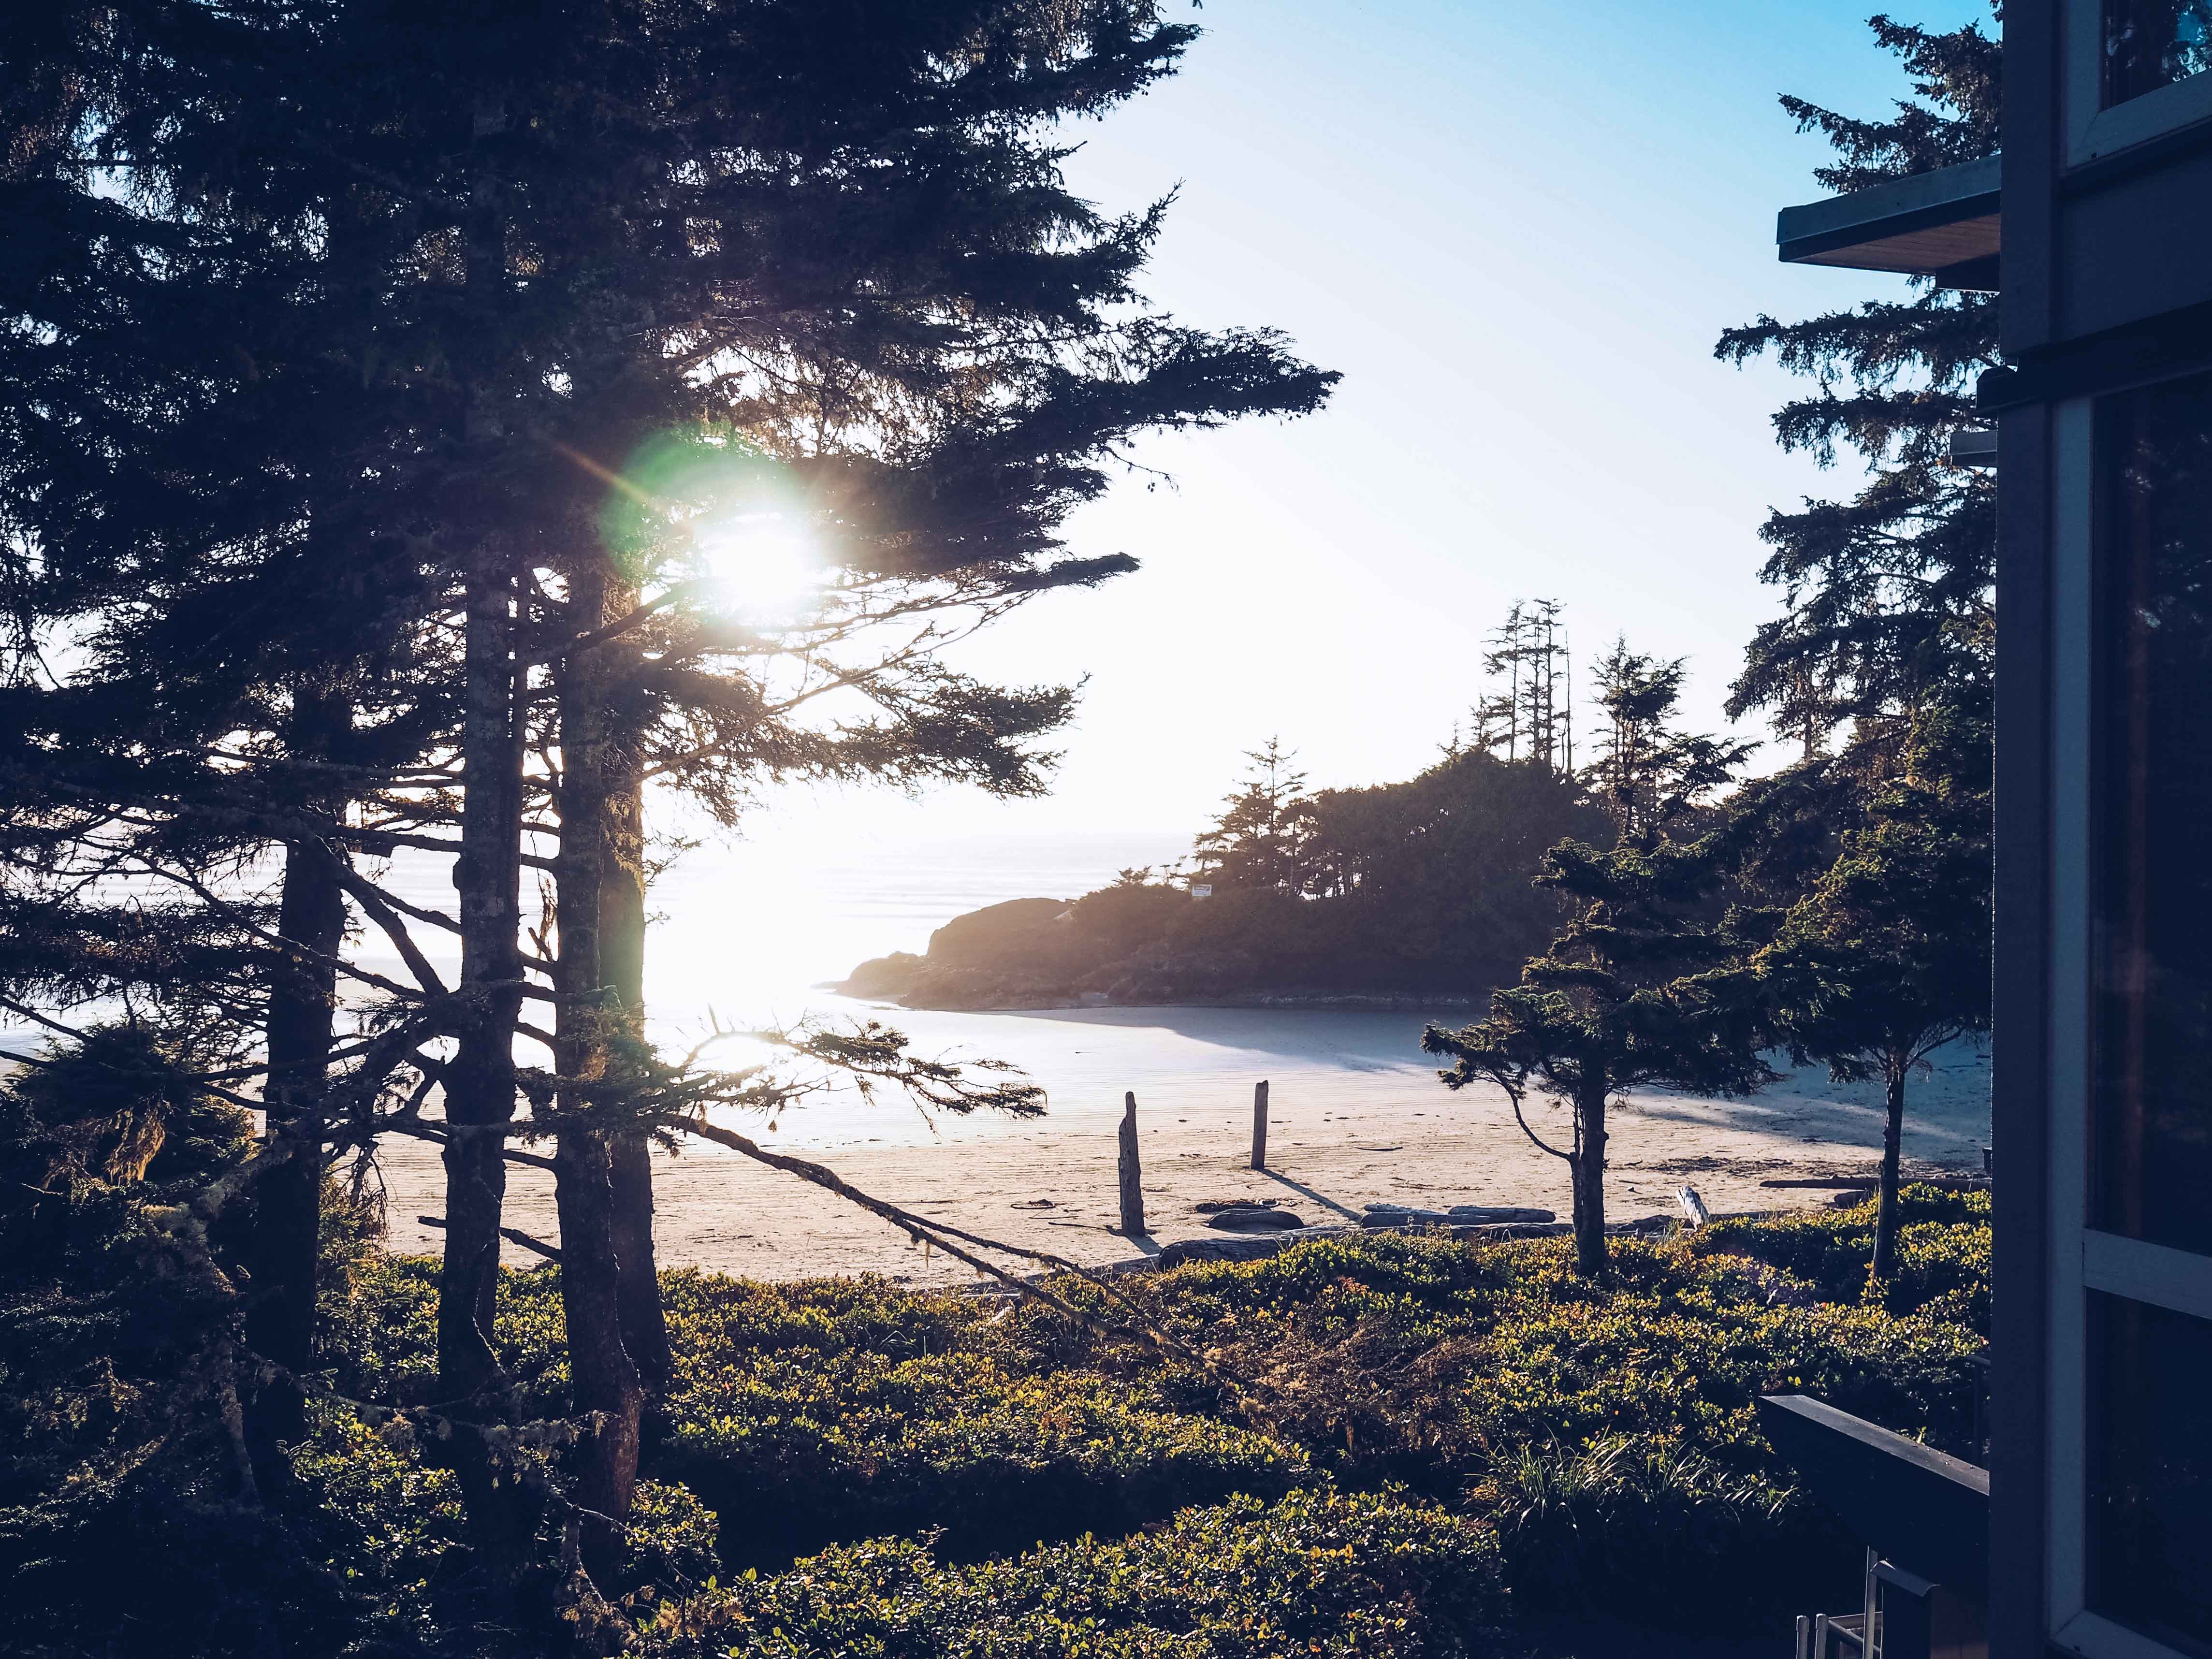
[3,815,1992,1170]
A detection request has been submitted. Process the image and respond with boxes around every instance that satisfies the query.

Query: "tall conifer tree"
[3,0,1337,1601]
[1715,12,1999,786]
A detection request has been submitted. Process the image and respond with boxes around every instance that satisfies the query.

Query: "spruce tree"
[0,0,463,1448]
[1582,638,1754,837]
[1711,12,2000,1283]
[1714,11,1999,786]
[1477,599,1572,769]
[4,0,1339,1601]
[1193,737,1313,892]
[1424,832,1771,1274]
[1754,694,1990,1282]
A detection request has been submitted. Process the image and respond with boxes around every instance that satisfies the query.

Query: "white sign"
[1191,883,1213,900]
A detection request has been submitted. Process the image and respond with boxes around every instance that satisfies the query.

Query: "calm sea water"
[631,824,1476,1147]
[0,817,1991,1159]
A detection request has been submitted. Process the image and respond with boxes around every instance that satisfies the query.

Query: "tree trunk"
[553,558,646,1584]
[437,533,532,1581]
[245,829,345,1442]
[246,686,349,1455]
[1570,1082,1608,1275]
[1872,1060,1907,1283]
[601,732,671,1386]
[433,90,538,1588]
[552,1129,643,1582]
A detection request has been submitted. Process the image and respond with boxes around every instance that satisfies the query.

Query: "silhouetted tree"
[1478,599,1572,769]
[1194,738,1313,892]
[1581,639,1753,838]
[1425,831,1771,1275]
[1755,695,1991,1282]
[1715,11,1999,789]
[0,0,1337,1605]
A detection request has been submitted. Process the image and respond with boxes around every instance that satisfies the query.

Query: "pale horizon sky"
[691,0,1990,866]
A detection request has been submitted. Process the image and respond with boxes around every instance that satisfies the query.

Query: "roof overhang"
[1776,154,2001,291]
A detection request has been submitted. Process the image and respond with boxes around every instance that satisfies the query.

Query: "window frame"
[2065,0,2212,165]
[2045,392,2212,1659]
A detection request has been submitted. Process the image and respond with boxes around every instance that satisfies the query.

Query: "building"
[1770,5,2212,1657]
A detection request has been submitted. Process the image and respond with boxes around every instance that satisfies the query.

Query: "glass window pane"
[2093,375,2212,1256]
[2107,0,2212,104]
[2089,1292,2212,1653]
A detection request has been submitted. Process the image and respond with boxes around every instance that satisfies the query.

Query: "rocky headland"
[830,890,1483,1011]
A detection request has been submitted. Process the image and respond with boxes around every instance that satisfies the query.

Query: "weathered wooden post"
[1250,1079,1269,1170]
[1117,1091,1146,1236]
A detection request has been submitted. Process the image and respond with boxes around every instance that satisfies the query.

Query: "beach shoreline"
[372,1006,1991,1285]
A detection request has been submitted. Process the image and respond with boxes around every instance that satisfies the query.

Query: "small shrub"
[1472,1435,1854,1630]
[662,1340,1306,1566]
[639,1487,1508,1658]
[1694,1187,1992,1332]
[625,1479,725,1593]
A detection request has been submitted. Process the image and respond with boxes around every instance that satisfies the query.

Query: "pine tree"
[1193,737,1312,892]
[0,2,464,1450]
[1477,599,1572,769]
[1754,693,1991,1282]
[1582,638,1753,837]
[1714,11,1999,785]
[1,0,1339,1601]
[1709,11,2000,1286]
[1424,833,1771,1274]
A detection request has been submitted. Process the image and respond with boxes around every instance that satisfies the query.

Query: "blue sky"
[733,0,1992,851]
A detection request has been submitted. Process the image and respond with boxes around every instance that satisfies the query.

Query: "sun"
[691,513,826,622]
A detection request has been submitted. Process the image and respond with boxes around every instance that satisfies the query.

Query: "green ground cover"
[1,1188,1989,1656]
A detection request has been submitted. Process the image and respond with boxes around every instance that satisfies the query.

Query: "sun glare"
[691,514,826,622]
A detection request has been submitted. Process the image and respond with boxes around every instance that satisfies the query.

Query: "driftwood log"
[1358,1203,1555,1227]
[1205,1207,1306,1233]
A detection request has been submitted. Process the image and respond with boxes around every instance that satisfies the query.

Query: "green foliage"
[638,1488,1507,1659]
[1715,9,1998,772]
[665,1343,1305,1567]
[3,1197,1991,1655]
[0,1026,251,1192]
[1756,698,1992,1077]
[0,1057,384,1658]
[1475,1435,1840,1625]
[1426,834,1772,1109]
[1751,694,1991,1278]
[1582,638,1755,837]
[1143,1227,1983,1475]
[1695,1187,1993,1333]
[1425,833,1773,1270]
[1192,738,1312,893]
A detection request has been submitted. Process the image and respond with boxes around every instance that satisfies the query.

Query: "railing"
[1797,1611,1868,1659]
[1794,1550,1877,1659]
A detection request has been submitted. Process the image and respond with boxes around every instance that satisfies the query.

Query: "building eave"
[1777,154,2002,291]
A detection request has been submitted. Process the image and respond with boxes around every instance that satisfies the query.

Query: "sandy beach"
[371,1005,1992,1286]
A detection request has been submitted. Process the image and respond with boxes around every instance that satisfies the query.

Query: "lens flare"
[692,514,825,621]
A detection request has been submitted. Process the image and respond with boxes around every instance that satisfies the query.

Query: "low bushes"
[1693,1187,1993,1333]
[1473,1435,1854,1629]
[636,1487,1507,1659]
[1120,1217,1985,1475]
[663,1347,1306,1566]
[311,1196,1985,1602]
[0,1186,1990,1655]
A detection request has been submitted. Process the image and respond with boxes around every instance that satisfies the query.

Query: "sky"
[678,0,1992,873]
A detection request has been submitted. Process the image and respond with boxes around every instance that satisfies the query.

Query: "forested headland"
[835,620,1754,1009]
